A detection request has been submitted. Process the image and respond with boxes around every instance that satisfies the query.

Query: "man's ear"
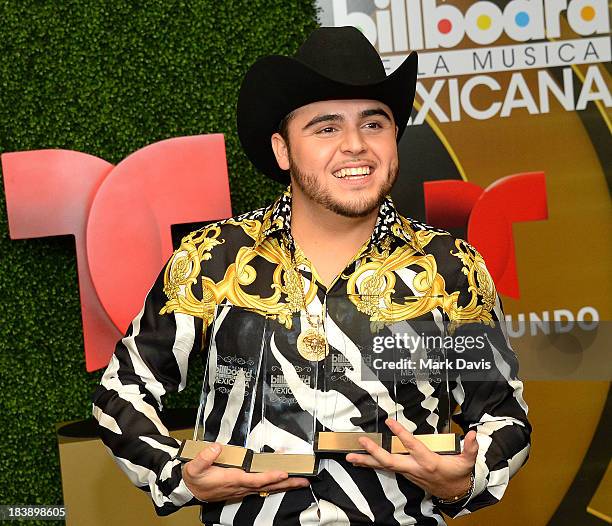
[271,133,290,171]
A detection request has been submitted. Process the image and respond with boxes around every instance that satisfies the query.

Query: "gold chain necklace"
[292,258,328,362]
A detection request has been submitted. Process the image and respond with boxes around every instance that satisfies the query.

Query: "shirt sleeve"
[92,247,206,516]
[435,241,532,518]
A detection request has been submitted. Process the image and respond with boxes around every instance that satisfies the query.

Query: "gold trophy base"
[177,433,459,475]
[177,440,318,476]
[314,432,383,453]
[177,440,252,469]
[249,453,318,476]
[313,432,461,455]
[388,433,460,455]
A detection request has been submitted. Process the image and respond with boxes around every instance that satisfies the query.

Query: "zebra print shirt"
[92,188,530,525]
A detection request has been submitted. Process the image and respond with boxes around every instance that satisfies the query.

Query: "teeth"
[333,166,371,178]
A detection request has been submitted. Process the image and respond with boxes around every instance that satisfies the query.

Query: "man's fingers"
[386,419,417,451]
[462,430,479,462]
[257,477,310,494]
[355,436,399,469]
[238,470,289,489]
[185,443,222,478]
[346,452,384,469]
[386,419,431,461]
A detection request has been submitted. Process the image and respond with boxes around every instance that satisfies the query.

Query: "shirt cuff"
[175,476,200,504]
[465,456,488,506]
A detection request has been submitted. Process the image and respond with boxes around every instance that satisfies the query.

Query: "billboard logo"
[319,0,611,122]
[331,0,609,50]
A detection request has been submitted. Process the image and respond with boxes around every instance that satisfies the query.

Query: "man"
[93,26,530,525]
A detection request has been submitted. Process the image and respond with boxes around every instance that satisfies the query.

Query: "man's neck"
[289,189,379,287]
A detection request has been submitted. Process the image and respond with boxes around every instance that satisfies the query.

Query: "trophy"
[385,295,460,455]
[249,311,318,476]
[177,305,319,476]
[314,293,384,453]
[177,293,460,471]
[314,294,460,456]
[177,304,264,469]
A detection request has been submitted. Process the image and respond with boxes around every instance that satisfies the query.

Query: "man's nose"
[340,127,367,155]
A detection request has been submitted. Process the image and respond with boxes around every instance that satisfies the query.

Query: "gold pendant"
[297,327,328,361]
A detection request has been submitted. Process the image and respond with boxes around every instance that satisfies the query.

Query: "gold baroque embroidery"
[368,236,393,262]
[236,250,315,326]
[161,215,319,331]
[396,217,449,254]
[448,239,496,331]
[225,217,263,242]
[215,238,317,329]
[347,243,449,322]
[160,226,224,325]
[160,205,490,336]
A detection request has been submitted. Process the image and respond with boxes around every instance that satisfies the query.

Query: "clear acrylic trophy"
[314,294,459,455]
[250,311,318,476]
[177,305,265,468]
[314,294,384,453]
[386,295,460,455]
[177,305,319,475]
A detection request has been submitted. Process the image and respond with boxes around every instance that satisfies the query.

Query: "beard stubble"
[289,155,399,218]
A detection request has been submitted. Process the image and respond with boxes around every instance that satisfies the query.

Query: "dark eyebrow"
[361,108,392,121]
[302,113,343,131]
[302,108,392,131]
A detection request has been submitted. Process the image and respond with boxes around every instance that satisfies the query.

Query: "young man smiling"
[93,26,531,525]
[272,99,400,286]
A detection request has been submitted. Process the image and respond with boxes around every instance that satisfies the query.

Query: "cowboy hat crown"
[237,26,418,182]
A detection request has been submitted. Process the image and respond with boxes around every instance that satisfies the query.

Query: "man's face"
[271,99,399,218]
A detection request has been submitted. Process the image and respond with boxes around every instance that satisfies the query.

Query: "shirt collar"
[257,185,417,251]
[261,186,293,240]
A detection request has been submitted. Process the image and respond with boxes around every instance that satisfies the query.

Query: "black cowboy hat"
[237,26,418,183]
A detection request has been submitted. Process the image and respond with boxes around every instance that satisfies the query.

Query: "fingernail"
[209,444,220,453]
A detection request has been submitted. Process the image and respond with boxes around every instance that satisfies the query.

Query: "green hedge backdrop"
[0,0,317,519]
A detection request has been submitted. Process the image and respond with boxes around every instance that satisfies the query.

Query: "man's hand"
[182,443,310,502]
[346,419,478,500]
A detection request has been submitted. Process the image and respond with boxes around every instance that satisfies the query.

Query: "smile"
[332,166,371,178]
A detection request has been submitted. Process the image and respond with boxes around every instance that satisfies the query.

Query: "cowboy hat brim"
[237,51,418,183]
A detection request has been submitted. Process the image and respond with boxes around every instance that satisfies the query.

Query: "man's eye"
[364,122,382,129]
[317,126,337,134]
